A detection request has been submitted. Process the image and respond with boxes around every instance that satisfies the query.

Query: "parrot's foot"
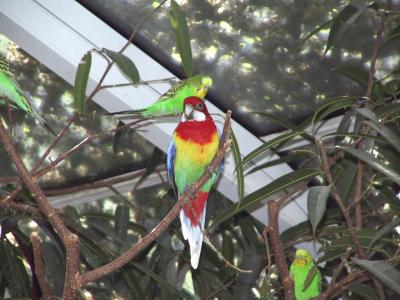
[204,165,214,177]
[184,187,196,199]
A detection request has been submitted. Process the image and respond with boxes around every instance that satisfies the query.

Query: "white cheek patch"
[193,110,206,121]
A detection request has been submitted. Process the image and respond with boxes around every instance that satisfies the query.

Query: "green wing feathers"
[0,58,54,134]
[140,74,213,117]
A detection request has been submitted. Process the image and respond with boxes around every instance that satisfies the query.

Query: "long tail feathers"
[102,108,146,116]
[179,204,207,269]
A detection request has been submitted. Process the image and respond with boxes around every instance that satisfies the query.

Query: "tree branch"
[0,118,80,300]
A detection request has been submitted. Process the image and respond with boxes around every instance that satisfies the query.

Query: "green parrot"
[106,75,212,117]
[290,249,322,300]
[0,58,55,135]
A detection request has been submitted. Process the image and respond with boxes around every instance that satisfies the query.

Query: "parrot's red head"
[182,97,211,122]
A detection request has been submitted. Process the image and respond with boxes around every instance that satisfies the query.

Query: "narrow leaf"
[365,121,400,154]
[340,146,400,186]
[113,120,127,154]
[335,109,355,145]
[349,283,379,300]
[103,48,140,83]
[133,262,186,297]
[369,217,400,248]
[238,131,303,170]
[301,19,334,44]
[352,258,400,295]
[230,128,244,206]
[383,24,400,45]
[210,168,319,230]
[355,107,380,124]
[246,152,311,175]
[74,51,91,114]
[307,185,332,234]
[170,1,193,77]
[302,266,319,291]
[114,205,130,240]
[324,3,368,55]
[134,147,164,189]
[335,64,369,87]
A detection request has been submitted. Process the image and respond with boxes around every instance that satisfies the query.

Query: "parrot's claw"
[205,165,214,177]
[184,187,196,199]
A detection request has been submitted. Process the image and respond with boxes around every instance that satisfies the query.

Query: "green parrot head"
[292,249,314,267]
[191,75,212,99]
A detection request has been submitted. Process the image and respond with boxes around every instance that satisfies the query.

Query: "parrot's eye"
[196,103,204,110]
[196,87,202,92]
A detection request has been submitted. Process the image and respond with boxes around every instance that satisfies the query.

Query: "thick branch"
[79,111,232,285]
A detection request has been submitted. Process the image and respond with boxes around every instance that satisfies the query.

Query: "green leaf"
[246,152,312,175]
[254,112,299,131]
[335,64,369,87]
[312,96,359,125]
[383,23,400,46]
[324,3,368,56]
[133,262,186,297]
[170,1,193,77]
[340,146,400,186]
[230,128,244,206]
[73,51,91,114]
[302,266,319,291]
[300,19,334,45]
[103,48,140,83]
[113,120,128,154]
[365,121,400,154]
[307,185,332,234]
[2,239,30,297]
[349,283,379,300]
[335,110,355,145]
[369,217,400,248]
[355,107,380,124]
[210,168,319,230]
[134,147,164,189]
[352,258,400,296]
[238,131,303,170]
[114,205,130,241]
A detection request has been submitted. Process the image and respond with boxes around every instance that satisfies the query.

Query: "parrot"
[167,96,221,269]
[0,58,55,135]
[290,248,322,300]
[106,75,212,118]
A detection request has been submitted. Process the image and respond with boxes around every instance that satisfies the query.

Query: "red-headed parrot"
[106,75,212,117]
[290,249,322,300]
[167,96,221,269]
[0,58,55,135]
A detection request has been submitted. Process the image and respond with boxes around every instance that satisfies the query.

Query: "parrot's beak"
[183,104,194,121]
[294,255,308,266]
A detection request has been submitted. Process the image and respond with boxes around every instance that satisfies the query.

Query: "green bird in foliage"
[290,249,322,300]
[106,75,212,117]
[0,58,55,135]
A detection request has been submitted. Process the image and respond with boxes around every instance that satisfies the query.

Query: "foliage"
[2,1,400,299]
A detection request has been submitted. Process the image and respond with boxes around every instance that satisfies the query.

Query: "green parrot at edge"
[290,248,322,300]
[0,58,55,135]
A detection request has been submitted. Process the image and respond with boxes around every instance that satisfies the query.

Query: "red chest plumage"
[174,119,217,145]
